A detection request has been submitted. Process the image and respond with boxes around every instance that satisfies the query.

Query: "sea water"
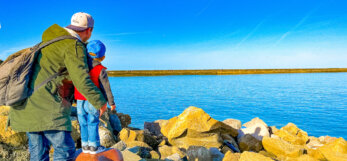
[109,72,347,139]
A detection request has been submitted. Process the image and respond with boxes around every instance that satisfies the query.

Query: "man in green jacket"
[9,12,107,161]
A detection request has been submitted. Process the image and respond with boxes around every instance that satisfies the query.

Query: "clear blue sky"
[1,0,346,70]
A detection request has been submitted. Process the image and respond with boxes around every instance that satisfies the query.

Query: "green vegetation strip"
[107,68,347,77]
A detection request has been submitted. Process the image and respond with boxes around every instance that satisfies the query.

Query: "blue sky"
[0,0,346,70]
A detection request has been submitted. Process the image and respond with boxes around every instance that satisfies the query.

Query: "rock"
[161,106,238,149]
[277,155,317,161]
[0,115,27,147]
[274,123,309,145]
[262,136,305,158]
[238,134,263,152]
[119,128,159,149]
[307,136,324,149]
[237,123,270,141]
[209,147,224,161]
[0,106,10,116]
[319,135,338,144]
[121,149,142,161]
[269,126,279,134]
[223,119,242,130]
[75,148,123,161]
[165,153,182,161]
[112,141,127,151]
[128,146,152,158]
[306,148,327,161]
[221,146,233,154]
[99,126,116,148]
[159,138,168,146]
[159,145,186,159]
[222,151,240,161]
[187,146,212,161]
[150,150,160,159]
[144,122,162,136]
[126,141,152,150]
[71,120,81,143]
[0,143,29,161]
[117,113,131,128]
[258,150,276,159]
[318,137,347,161]
[221,134,240,152]
[239,151,273,161]
[242,117,268,128]
[99,110,122,136]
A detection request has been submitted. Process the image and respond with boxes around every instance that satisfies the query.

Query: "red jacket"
[74,64,106,100]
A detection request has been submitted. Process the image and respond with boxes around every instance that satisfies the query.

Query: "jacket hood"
[42,24,70,42]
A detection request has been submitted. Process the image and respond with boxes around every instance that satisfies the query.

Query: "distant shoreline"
[107,68,347,77]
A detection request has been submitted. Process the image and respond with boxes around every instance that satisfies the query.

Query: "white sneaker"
[82,146,90,154]
[89,146,106,154]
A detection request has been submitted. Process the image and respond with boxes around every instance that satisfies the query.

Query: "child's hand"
[99,104,107,117]
[111,105,116,112]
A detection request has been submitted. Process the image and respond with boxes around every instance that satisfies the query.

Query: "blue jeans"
[27,130,75,161]
[76,100,100,147]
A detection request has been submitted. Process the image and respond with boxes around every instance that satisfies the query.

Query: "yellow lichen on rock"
[262,136,305,158]
[239,151,273,161]
[161,106,238,149]
[0,106,10,116]
[222,151,240,161]
[275,123,309,145]
[318,138,347,161]
[158,145,186,159]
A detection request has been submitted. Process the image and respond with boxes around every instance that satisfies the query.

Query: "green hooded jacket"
[9,24,107,132]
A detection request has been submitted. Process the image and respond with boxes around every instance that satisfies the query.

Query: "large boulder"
[242,117,268,128]
[274,123,308,145]
[318,137,347,161]
[239,151,273,161]
[223,119,242,130]
[238,134,263,152]
[144,121,162,137]
[0,115,27,147]
[161,106,238,149]
[112,141,127,151]
[209,147,224,161]
[262,136,305,158]
[126,141,152,150]
[119,128,159,149]
[99,126,116,148]
[237,123,270,141]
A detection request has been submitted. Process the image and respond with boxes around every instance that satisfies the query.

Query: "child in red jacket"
[75,40,116,154]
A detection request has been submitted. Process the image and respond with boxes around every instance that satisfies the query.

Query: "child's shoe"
[82,146,90,153]
[89,146,106,154]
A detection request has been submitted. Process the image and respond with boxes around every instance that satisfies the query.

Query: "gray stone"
[242,117,268,128]
[99,126,116,148]
[128,146,152,159]
[237,123,269,141]
[209,147,224,161]
[112,141,127,151]
[144,122,162,136]
[187,146,212,161]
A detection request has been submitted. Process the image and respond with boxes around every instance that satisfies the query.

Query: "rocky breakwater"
[1,105,347,161]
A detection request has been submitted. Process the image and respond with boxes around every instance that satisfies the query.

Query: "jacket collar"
[64,27,82,42]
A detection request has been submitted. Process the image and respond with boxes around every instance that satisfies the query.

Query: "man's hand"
[111,105,116,112]
[99,104,107,117]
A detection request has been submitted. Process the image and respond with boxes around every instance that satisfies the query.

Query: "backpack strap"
[33,35,81,92]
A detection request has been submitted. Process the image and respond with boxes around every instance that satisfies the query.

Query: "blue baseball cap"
[87,40,106,59]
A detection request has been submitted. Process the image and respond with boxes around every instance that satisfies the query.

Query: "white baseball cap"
[66,12,94,31]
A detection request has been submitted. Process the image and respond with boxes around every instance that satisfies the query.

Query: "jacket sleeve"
[64,41,107,109]
[99,68,115,106]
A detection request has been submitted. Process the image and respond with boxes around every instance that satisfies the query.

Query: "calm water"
[109,72,347,139]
